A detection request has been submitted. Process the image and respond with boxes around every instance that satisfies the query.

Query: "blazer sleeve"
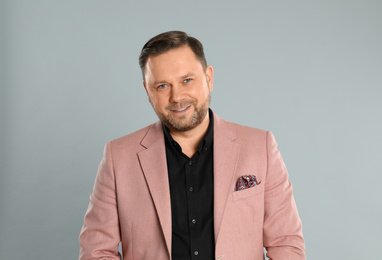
[79,142,122,260]
[263,131,306,260]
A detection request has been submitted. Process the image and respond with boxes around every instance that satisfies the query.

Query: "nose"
[169,84,185,103]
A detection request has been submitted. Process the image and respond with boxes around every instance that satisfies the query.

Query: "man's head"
[139,31,207,78]
[140,31,213,133]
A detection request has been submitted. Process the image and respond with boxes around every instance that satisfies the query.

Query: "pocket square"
[235,175,261,191]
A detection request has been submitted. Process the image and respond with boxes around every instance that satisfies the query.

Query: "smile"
[172,105,191,113]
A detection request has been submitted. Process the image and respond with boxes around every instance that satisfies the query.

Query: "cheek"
[189,84,205,96]
[149,95,166,109]
[193,86,210,99]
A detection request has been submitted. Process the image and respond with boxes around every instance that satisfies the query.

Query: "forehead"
[145,46,204,82]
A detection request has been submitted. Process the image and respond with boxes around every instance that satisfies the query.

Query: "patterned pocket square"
[235,175,261,191]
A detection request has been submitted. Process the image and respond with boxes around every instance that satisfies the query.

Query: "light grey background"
[1,0,381,259]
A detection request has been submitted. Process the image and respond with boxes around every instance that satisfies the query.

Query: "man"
[79,31,305,260]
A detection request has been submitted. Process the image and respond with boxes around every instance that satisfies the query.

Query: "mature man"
[79,31,305,260]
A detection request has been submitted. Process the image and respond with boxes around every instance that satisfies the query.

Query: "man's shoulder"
[225,119,267,134]
[215,114,268,138]
[216,117,271,156]
[108,121,162,150]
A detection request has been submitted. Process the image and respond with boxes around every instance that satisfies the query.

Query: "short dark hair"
[139,31,207,78]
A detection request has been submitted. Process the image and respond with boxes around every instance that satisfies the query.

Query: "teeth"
[176,106,188,112]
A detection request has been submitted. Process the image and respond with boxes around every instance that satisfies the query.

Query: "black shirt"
[163,109,215,260]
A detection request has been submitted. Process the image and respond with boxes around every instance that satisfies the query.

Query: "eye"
[157,84,167,89]
[184,78,192,83]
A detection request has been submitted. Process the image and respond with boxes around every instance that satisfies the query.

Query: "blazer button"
[194,251,198,255]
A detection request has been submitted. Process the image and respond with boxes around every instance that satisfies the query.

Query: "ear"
[205,65,214,92]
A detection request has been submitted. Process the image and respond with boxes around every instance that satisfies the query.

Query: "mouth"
[171,105,191,113]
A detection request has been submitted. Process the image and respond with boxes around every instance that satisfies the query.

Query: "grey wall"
[1,0,381,259]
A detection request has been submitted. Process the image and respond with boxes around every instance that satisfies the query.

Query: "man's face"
[143,45,214,132]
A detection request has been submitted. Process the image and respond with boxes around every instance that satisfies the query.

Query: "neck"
[170,113,210,158]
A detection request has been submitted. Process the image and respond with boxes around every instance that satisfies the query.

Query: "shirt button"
[192,219,196,224]
[188,161,192,165]
[189,187,193,192]
[194,251,198,256]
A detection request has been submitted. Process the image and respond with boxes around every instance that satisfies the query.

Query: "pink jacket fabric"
[79,113,305,260]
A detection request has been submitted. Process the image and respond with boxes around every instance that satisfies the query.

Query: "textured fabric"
[79,112,306,260]
[235,175,261,191]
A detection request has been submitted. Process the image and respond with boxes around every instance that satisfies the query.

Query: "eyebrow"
[180,73,196,79]
[152,80,167,86]
[152,73,197,86]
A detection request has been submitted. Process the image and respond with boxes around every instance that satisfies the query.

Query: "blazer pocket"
[232,184,264,201]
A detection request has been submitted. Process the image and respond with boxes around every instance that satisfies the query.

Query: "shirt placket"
[185,157,199,259]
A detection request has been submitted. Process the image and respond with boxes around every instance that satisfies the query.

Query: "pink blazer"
[79,113,305,260]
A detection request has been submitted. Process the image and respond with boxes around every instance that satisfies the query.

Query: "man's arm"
[79,142,122,260]
[263,131,306,260]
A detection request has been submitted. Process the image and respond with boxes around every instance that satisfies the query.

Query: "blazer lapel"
[213,114,240,243]
[137,121,172,257]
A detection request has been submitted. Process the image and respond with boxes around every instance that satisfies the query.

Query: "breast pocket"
[232,184,264,201]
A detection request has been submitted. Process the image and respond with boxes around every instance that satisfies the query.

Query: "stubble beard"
[152,93,211,132]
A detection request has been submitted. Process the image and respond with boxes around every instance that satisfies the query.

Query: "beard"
[152,93,211,132]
